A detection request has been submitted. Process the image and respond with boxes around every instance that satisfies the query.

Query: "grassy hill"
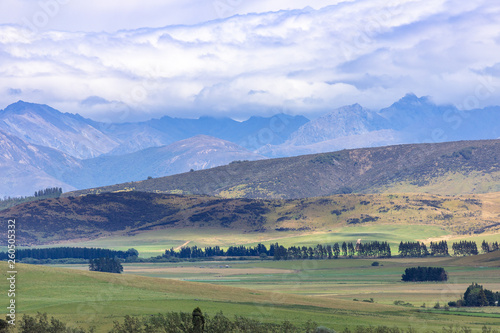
[2,190,499,246]
[66,139,500,199]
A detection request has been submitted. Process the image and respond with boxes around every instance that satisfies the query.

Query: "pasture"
[50,224,451,258]
[19,253,498,332]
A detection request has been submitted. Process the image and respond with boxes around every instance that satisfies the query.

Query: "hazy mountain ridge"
[0,129,78,197]
[260,94,500,157]
[64,135,267,189]
[0,101,120,159]
[0,95,499,197]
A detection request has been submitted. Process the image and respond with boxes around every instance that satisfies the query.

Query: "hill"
[2,190,499,246]
[68,139,500,199]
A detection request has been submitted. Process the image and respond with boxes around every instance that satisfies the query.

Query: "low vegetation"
[1,190,498,246]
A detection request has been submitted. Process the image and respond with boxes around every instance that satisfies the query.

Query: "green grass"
[46,225,452,258]
[23,254,500,332]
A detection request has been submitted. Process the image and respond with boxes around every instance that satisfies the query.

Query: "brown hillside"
[66,139,500,199]
[1,191,499,245]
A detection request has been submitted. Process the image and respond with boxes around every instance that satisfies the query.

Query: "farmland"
[6,252,496,332]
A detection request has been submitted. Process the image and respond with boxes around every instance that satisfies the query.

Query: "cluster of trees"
[481,240,500,253]
[398,242,430,257]
[0,187,63,210]
[89,257,123,274]
[0,247,138,261]
[401,266,448,282]
[399,240,498,258]
[429,241,449,256]
[33,187,62,197]
[451,241,478,256]
[164,241,392,260]
[448,283,500,307]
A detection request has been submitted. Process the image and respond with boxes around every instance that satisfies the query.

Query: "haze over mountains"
[0,94,499,197]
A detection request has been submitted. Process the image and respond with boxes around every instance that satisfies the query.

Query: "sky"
[0,0,499,122]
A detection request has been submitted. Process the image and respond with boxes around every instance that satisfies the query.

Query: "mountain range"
[0,94,499,197]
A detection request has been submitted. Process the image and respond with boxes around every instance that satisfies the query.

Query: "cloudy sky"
[0,0,499,121]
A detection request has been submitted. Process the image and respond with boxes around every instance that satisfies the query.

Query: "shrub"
[401,267,447,282]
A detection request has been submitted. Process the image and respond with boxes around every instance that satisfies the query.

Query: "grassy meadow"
[51,224,452,258]
[3,252,498,332]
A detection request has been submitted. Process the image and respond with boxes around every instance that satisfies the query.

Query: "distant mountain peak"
[393,93,433,107]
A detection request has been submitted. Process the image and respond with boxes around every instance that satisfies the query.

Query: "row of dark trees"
[429,241,449,256]
[451,241,478,256]
[399,240,498,257]
[0,247,139,261]
[164,239,497,261]
[0,187,63,210]
[398,241,430,257]
[401,266,448,282]
[33,187,62,197]
[164,241,392,260]
[481,240,500,253]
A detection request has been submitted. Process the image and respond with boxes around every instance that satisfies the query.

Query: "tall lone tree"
[192,307,205,333]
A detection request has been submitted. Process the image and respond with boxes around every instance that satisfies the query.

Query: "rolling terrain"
[68,139,500,199]
[1,256,499,332]
[2,190,499,246]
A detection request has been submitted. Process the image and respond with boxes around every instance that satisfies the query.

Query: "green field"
[5,252,499,332]
[45,224,453,258]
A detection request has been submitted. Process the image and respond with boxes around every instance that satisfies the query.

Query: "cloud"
[80,96,111,107]
[7,88,22,95]
[0,0,499,121]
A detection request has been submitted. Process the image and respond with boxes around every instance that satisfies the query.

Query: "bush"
[371,261,380,266]
[401,267,447,282]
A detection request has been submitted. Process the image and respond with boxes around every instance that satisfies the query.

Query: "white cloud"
[0,0,499,121]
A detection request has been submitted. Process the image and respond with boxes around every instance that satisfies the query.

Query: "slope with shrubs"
[1,190,498,245]
[66,139,500,199]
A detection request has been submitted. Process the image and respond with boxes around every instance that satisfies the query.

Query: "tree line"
[7,311,498,333]
[163,239,497,261]
[164,241,392,260]
[0,186,63,210]
[33,187,62,198]
[0,247,138,261]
